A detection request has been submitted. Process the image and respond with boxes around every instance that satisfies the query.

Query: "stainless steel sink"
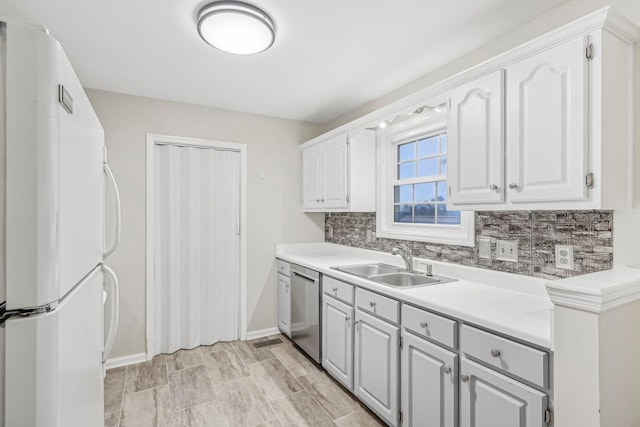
[332,263,404,277]
[368,272,456,288]
[331,263,456,288]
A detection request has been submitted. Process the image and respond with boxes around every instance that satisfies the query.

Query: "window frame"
[376,110,475,246]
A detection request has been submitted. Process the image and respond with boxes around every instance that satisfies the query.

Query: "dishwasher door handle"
[291,270,318,283]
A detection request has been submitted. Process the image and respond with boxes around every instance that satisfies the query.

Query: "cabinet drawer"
[402,304,457,349]
[277,260,291,277]
[323,276,354,305]
[460,324,548,388]
[356,287,399,324]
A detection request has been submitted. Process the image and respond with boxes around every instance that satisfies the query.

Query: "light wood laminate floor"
[104,334,385,427]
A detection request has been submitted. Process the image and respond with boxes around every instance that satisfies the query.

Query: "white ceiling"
[0,0,634,123]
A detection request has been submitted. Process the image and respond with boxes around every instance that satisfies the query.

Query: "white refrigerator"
[0,20,121,426]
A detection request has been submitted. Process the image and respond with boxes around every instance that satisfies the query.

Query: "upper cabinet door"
[448,70,505,205]
[322,135,349,209]
[302,145,323,209]
[506,36,588,203]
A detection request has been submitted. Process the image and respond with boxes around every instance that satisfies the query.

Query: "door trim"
[145,133,248,360]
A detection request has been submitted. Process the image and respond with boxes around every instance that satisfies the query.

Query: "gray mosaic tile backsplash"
[324,211,613,280]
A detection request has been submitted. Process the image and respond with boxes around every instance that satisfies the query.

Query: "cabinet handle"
[508,182,519,190]
[345,316,350,323]
[489,184,498,190]
[443,366,451,374]
[321,198,325,202]
[333,287,338,293]
[460,374,469,382]
[369,301,376,308]
[355,320,359,329]
[419,321,428,328]
[490,349,501,358]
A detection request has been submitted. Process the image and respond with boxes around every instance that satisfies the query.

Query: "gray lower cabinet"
[277,275,291,336]
[460,358,548,427]
[401,330,458,427]
[277,261,291,338]
[322,294,354,390]
[354,309,400,427]
[313,271,552,427]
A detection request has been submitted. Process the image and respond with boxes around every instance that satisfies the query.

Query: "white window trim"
[376,109,475,247]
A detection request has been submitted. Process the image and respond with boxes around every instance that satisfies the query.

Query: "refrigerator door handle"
[102,264,120,363]
[104,162,121,258]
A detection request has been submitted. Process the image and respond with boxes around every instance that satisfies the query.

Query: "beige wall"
[87,89,325,359]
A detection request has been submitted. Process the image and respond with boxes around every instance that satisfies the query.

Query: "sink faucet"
[391,244,414,272]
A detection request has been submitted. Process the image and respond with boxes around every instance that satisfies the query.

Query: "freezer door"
[5,22,105,309]
[4,266,104,427]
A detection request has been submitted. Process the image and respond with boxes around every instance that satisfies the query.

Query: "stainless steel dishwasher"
[290,264,321,363]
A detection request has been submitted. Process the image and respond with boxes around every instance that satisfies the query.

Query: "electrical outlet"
[478,238,491,259]
[496,240,518,262]
[555,245,574,270]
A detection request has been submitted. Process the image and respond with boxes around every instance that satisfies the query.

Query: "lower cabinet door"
[322,295,354,390]
[460,358,547,427]
[354,309,399,427]
[401,331,458,427]
[277,274,291,337]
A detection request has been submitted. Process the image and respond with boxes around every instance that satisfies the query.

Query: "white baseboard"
[105,352,147,370]
[245,326,281,340]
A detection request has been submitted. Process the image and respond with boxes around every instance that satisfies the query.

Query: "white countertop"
[276,242,553,349]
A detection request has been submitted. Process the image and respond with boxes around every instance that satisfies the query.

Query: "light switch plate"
[366,229,374,243]
[478,239,491,259]
[555,245,574,270]
[496,240,518,262]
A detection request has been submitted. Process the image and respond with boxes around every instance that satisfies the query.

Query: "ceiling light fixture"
[197,1,276,55]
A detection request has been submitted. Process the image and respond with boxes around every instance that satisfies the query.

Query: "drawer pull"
[419,321,428,328]
[460,374,469,382]
[369,301,376,308]
[333,287,338,293]
[490,349,501,358]
[443,366,451,374]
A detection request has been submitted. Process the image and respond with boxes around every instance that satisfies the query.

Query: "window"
[393,132,461,225]
[376,109,474,246]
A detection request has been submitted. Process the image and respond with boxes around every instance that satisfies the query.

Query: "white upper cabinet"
[506,36,587,204]
[447,9,639,210]
[302,144,323,209]
[301,129,375,212]
[321,136,348,209]
[448,70,505,205]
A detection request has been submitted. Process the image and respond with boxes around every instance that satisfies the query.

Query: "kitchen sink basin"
[332,263,404,277]
[331,263,456,288]
[368,272,456,287]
